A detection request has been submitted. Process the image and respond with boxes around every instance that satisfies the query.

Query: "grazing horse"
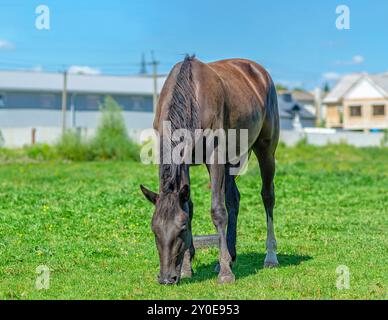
[140,56,280,285]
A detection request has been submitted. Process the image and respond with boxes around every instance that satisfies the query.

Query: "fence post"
[31,128,36,145]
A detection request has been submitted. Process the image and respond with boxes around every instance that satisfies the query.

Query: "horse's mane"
[160,55,200,193]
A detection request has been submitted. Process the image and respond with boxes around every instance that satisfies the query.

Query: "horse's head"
[140,184,191,285]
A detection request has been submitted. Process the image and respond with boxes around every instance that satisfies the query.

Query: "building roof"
[290,90,315,103]
[0,71,167,95]
[277,89,315,104]
[278,93,315,120]
[370,73,388,95]
[323,73,363,103]
[323,72,388,104]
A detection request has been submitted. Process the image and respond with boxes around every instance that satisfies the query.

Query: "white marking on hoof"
[181,269,193,279]
[218,272,235,284]
[264,252,279,268]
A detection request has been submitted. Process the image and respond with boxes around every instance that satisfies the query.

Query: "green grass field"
[0,144,387,300]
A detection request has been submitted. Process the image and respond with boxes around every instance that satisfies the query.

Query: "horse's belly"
[228,103,263,147]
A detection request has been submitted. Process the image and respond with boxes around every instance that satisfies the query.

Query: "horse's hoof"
[181,269,193,279]
[218,273,235,284]
[264,261,279,268]
[264,258,279,268]
[264,253,279,268]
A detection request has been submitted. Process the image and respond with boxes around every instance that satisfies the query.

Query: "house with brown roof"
[323,73,388,132]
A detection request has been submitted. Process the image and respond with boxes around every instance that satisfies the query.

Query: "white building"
[0,70,317,147]
[0,71,166,130]
[323,72,388,131]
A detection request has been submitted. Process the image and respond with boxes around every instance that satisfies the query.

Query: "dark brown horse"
[140,56,279,285]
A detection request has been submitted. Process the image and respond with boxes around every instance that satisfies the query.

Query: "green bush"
[89,96,140,161]
[295,135,308,147]
[54,96,140,161]
[0,130,4,147]
[24,143,59,161]
[0,144,57,161]
[0,96,141,162]
[381,129,388,147]
[56,130,92,161]
[0,147,20,161]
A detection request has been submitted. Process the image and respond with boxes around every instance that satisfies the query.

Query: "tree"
[275,84,288,91]
[0,129,4,147]
[323,82,331,93]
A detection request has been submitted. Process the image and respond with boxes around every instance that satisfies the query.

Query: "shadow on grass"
[181,252,312,284]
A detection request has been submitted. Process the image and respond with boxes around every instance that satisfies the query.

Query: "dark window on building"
[349,105,362,117]
[40,94,57,109]
[86,95,101,110]
[0,91,153,112]
[372,105,385,116]
[1,92,61,109]
[0,93,5,107]
[112,95,153,112]
[73,95,99,111]
[73,94,153,112]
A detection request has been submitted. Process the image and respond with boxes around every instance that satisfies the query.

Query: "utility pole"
[314,87,322,127]
[150,51,160,114]
[70,93,76,129]
[61,70,68,135]
[139,52,147,74]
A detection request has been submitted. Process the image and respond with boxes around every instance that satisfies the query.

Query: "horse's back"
[208,58,271,107]
[156,57,279,146]
[205,58,277,145]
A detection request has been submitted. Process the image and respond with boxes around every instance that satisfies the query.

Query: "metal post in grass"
[193,234,219,249]
[31,128,36,145]
[61,70,68,135]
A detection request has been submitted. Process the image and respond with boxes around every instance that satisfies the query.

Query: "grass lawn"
[0,144,387,299]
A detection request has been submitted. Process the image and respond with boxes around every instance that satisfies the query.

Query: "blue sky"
[0,0,387,89]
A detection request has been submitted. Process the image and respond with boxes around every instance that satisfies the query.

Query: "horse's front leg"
[181,199,195,278]
[181,243,195,278]
[208,163,235,284]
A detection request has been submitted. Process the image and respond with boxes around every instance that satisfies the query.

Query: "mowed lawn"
[0,144,387,300]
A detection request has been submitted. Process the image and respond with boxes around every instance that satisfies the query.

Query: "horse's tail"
[266,75,278,115]
[265,73,280,144]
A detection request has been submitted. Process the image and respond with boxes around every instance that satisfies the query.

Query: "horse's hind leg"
[253,139,279,268]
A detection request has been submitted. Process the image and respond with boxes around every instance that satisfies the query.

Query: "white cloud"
[335,55,365,66]
[68,65,101,75]
[322,72,341,81]
[0,40,14,50]
[352,55,364,64]
[321,40,343,48]
[31,65,43,72]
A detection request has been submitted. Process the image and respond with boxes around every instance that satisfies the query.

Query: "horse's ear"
[179,184,190,204]
[140,185,158,205]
